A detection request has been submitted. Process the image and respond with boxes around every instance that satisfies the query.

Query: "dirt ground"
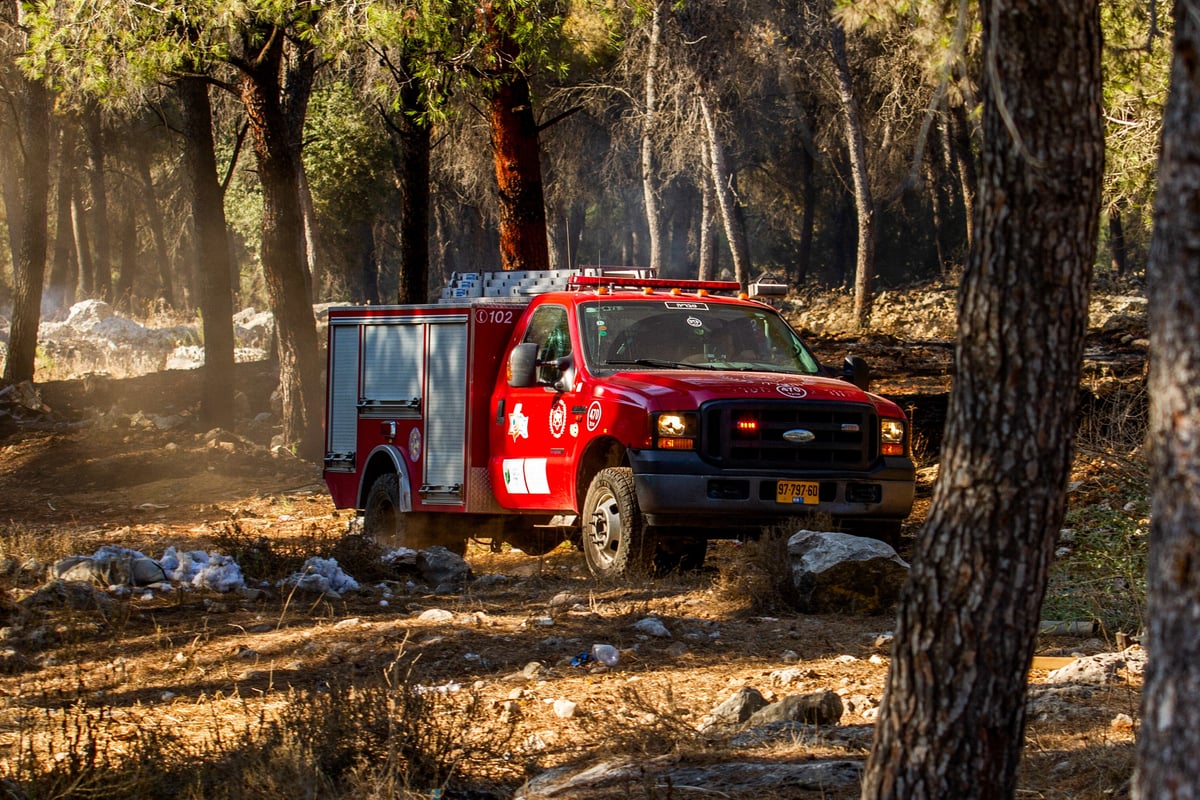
[0,298,1147,799]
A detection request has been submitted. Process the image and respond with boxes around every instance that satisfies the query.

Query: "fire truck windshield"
[578,301,822,374]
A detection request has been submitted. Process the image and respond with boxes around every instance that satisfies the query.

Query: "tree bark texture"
[830,20,875,330]
[2,72,51,385]
[640,0,665,275]
[71,184,94,296]
[1108,206,1128,277]
[239,33,324,460]
[860,2,1103,798]
[483,3,550,273]
[949,89,978,251]
[177,76,237,432]
[390,75,431,304]
[283,37,318,298]
[1134,2,1200,796]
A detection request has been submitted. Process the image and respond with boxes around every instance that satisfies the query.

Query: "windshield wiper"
[603,358,715,370]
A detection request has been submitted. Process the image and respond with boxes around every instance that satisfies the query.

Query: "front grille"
[701,401,877,471]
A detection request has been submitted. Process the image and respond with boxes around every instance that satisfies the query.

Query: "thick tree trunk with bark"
[177,76,236,432]
[388,76,431,304]
[640,0,665,275]
[114,199,137,308]
[830,20,875,330]
[488,73,550,273]
[1134,2,1200,795]
[239,34,323,460]
[283,39,318,298]
[796,131,816,284]
[861,2,1103,798]
[482,3,550,274]
[2,73,51,385]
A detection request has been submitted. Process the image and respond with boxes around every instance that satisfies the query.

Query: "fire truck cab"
[323,270,915,576]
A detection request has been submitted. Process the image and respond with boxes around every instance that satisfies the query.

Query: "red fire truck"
[322,270,915,576]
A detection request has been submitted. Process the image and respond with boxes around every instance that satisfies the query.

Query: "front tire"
[363,473,465,554]
[581,467,650,577]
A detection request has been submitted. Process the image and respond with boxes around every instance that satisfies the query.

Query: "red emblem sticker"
[586,401,603,432]
[549,401,567,438]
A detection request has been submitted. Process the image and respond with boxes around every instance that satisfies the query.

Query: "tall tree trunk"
[1108,206,1128,277]
[113,198,137,309]
[1135,1,1200,794]
[71,186,94,297]
[483,3,550,273]
[133,146,174,307]
[47,125,79,314]
[0,121,23,269]
[82,105,112,301]
[861,2,1103,798]
[283,38,318,299]
[948,88,978,251]
[177,76,237,432]
[640,0,665,275]
[387,73,431,304]
[697,92,750,287]
[830,19,875,330]
[697,156,717,281]
[2,72,51,385]
[796,128,816,284]
[927,117,951,276]
[239,32,323,460]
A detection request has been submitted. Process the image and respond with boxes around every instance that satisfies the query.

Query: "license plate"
[776,480,820,504]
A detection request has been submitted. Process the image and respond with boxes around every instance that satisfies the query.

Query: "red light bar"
[570,275,741,292]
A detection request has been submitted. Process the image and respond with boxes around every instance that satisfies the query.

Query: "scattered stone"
[552,698,578,719]
[787,531,909,613]
[632,617,671,638]
[416,608,455,623]
[702,686,768,731]
[746,690,844,727]
[417,546,471,586]
[20,580,114,615]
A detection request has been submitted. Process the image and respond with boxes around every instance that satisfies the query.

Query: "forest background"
[0,0,1167,457]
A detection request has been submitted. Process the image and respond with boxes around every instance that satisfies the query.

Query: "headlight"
[654,412,698,449]
[880,418,906,456]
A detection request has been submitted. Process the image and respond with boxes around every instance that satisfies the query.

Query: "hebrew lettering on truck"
[323,270,916,577]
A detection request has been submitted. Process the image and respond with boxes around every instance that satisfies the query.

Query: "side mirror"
[843,355,871,391]
[508,342,539,388]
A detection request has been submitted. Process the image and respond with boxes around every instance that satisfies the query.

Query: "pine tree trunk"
[239,36,323,460]
[113,200,137,309]
[949,89,978,251]
[177,76,237,432]
[83,106,112,302]
[697,92,750,287]
[640,0,665,275]
[391,76,431,304]
[133,146,174,307]
[1135,1,1200,794]
[1108,207,1128,277]
[830,20,875,330]
[47,125,79,314]
[71,186,94,297]
[284,39,318,299]
[861,1,1103,797]
[2,73,51,385]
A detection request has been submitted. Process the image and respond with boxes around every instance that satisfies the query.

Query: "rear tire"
[363,473,465,555]
[581,467,650,578]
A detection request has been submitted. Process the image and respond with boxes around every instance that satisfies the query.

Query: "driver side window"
[523,305,571,385]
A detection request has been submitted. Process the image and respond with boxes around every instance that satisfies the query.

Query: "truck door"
[492,304,579,510]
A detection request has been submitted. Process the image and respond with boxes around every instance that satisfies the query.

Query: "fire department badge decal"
[408,427,422,462]
[586,401,603,432]
[549,401,567,438]
[776,384,808,399]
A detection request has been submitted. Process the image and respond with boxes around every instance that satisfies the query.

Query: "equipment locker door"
[422,321,468,504]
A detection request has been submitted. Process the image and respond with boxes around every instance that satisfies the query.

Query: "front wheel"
[362,473,465,555]
[580,467,650,578]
